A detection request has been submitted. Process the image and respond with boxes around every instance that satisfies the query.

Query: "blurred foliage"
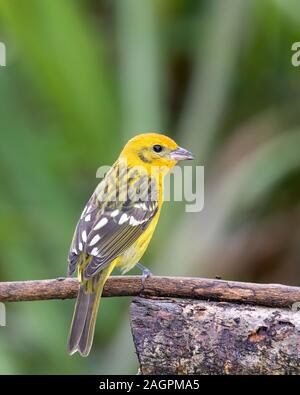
[0,0,300,374]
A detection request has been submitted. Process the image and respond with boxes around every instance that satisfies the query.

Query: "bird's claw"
[141,268,152,284]
[137,263,153,285]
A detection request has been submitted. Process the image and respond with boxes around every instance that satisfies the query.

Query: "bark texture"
[1,276,300,310]
[130,297,300,375]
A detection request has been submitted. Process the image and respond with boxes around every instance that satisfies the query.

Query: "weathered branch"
[0,276,299,309]
[130,297,300,375]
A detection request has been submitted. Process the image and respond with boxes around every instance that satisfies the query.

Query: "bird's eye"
[153,144,163,153]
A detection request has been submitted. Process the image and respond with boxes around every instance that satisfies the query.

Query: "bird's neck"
[113,158,166,205]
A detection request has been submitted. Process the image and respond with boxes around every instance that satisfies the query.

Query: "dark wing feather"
[68,165,158,278]
[83,200,158,279]
[67,194,101,276]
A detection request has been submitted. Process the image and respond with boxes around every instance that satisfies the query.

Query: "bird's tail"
[67,263,115,357]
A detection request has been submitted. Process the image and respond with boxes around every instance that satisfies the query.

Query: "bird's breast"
[116,213,160,274]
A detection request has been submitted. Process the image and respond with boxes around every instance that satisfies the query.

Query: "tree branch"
[0,276,299,309]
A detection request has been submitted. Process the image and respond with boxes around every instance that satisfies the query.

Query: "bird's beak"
[169,146,194,161]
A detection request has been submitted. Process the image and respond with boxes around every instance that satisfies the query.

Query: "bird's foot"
[137,262,153,285]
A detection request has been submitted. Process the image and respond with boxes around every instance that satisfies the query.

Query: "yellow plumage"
[67,133,193,356]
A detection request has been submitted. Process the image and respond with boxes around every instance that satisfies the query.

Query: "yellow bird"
[67,133,193,356]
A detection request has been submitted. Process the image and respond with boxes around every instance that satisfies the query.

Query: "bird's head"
[119,133,194,174]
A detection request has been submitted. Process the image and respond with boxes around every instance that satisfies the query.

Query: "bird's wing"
[68,194,101,276]
[82,199,158,279]
[68,168,159,279]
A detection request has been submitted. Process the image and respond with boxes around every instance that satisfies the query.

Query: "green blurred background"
[0,0,300,374]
